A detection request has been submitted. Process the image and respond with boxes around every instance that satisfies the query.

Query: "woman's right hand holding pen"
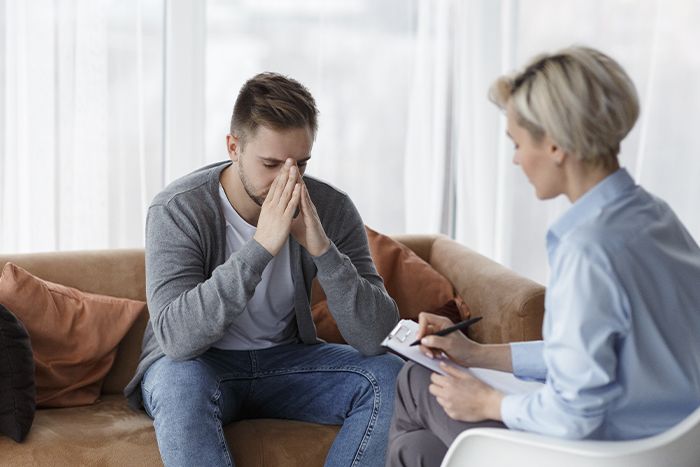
[417,312,514,372]
[417,312,483,367]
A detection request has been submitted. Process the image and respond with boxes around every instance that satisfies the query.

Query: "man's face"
[231,126,313,206]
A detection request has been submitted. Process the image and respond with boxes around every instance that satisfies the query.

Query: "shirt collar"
[547,168,636,246]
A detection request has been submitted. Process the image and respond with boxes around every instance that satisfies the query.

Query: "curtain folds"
[0,0,163,253]
[406,0,700,283]
[2,0,699,285]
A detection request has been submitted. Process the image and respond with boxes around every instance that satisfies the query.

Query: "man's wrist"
[310,237,331,257]
[253,233,277,256]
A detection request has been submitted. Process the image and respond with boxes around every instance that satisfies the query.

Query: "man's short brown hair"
[230,72,319,146]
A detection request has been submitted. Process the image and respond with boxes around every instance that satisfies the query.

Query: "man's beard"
[238,165,266,206]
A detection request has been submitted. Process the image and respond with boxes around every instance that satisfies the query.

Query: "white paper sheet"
[381,319,543,395]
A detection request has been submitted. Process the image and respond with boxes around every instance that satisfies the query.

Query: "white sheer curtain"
[1,0,418,253]
[203,0,417,235]
[404,0,513,247]
[408,0,700,283]
[0,0,163,253]
[402,0,453,235]
[3,0,699,287]
[509,0,700,283]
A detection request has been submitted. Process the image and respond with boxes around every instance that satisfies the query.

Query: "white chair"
[440,405,700,467]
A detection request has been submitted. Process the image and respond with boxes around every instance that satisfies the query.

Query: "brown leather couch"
[0,234,545,466]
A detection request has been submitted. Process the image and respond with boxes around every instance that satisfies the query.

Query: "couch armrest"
[395,234,544,345]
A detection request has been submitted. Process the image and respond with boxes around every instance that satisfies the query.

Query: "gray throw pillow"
[0,303,36,442]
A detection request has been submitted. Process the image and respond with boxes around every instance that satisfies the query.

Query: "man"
[124,72,403,466]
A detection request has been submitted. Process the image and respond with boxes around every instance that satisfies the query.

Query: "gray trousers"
[386,362,506,467]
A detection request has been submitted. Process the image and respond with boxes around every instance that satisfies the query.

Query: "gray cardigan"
[124,161,399,409]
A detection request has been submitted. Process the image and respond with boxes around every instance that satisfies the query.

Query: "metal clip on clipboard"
[386,322,413,343]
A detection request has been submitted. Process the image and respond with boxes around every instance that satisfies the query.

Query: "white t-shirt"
[212,184,298,350]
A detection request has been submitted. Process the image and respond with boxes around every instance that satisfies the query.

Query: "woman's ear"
[547,139,566,167]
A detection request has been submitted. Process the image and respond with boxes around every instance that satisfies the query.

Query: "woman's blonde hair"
[489,46,639,168]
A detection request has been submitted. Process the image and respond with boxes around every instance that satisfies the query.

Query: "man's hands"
[253,159,302,256]
[253,158,330,257]
[290,179,331,257]
[430,363,504,422]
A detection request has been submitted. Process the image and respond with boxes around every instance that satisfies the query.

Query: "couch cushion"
[0,395,162,466]
[312,226,465,343]
[0,263,146,408]
[0,395,339,467]
[227,418,339,466]
[0,304,36,443]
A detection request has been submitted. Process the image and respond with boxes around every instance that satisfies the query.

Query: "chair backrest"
[441,404,700,467]
[634,403,700,466]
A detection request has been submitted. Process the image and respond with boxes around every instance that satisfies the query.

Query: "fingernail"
[285,158,293,166]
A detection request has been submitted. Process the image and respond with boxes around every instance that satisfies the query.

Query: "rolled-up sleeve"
[510,340,546,381]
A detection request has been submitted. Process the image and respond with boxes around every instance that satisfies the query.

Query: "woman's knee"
[386,430,446,467]
[397,362,431,392]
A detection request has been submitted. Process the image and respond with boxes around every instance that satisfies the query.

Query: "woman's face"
[506,101,564,200]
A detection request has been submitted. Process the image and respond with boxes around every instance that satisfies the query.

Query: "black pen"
[409,316,482,346]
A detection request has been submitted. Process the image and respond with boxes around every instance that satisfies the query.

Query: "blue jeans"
[141,342,404,467]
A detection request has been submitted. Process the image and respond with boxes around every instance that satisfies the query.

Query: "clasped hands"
[253,158,331,258]
[416,312,505,422]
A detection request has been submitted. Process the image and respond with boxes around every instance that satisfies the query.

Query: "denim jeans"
[141,342,404,467]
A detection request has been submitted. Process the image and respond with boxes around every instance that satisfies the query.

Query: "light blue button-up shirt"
[500,168,700,440]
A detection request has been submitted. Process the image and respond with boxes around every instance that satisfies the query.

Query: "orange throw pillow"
[0,263,146,408]
[311,226,470,343]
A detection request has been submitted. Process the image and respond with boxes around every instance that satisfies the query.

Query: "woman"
[386,46,700,467]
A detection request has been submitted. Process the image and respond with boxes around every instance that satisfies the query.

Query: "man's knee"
[349,353,404,420]
[142,357,219,416]
[365,352,405,385]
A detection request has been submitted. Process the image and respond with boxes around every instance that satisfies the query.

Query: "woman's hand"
[417,312,483,367]
[429,362,504,422]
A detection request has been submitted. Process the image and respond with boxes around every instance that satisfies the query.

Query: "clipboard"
[381,319,452,375]
[382,319,544,395]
